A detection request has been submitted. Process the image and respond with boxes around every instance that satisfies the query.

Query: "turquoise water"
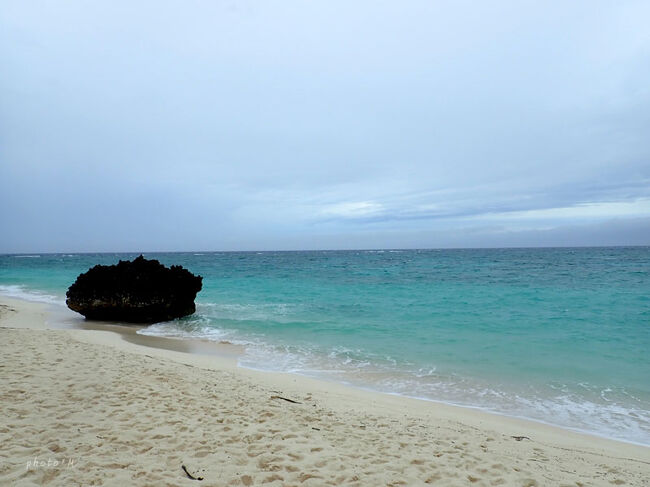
[1,248,649,445]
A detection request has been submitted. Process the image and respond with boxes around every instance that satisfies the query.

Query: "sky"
[1,0,649,252]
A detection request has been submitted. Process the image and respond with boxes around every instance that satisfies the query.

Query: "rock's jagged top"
[66,255,202,323]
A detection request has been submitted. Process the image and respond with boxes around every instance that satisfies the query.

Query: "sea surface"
[1,248,649,445]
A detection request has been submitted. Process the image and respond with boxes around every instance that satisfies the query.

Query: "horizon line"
[2,244,648,255]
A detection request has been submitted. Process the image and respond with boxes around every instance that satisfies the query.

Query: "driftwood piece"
[270,395,302,404]
[182,464,204,481]
[511,436,531,441]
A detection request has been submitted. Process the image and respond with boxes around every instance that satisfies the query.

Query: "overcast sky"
[1,1,649,252]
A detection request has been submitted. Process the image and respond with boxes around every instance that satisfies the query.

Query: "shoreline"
[1,295,649,486]
[19,291,650,449]
[5,292,650,448]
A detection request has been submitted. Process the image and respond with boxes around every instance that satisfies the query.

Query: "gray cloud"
[1,0,649,251]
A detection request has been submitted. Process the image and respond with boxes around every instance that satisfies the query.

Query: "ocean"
[1,247,648,445]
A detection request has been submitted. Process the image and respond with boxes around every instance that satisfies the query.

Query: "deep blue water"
[1,248,649,444]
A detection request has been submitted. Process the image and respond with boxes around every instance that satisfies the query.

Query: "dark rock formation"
[66,255,202,323]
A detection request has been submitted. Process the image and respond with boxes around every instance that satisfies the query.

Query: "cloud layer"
[1,1,649,251]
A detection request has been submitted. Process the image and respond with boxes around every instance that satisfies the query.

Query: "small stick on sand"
[511,436,531,441]
[271,395,302,404]
[182,464,204,481]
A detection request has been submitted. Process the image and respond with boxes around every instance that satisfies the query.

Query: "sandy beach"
[1,297,648,486]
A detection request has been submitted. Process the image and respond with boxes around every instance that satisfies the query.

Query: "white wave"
[138,320,232,342]
[414,367,437,377]
[197,302,304,323]
[13,255,41,258]
[0,284,65,305]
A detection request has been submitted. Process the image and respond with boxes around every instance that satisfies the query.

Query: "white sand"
[1,297,648,486]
